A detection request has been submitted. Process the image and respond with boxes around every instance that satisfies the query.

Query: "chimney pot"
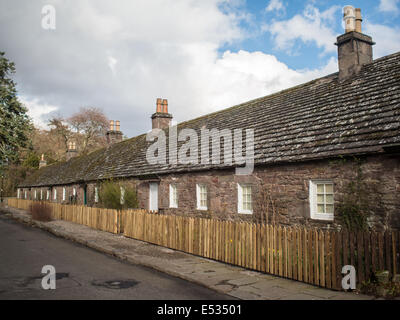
[39,154,47,169]
[355,8,362,33]
[109,120,114,131]
[162,99,168,113]
[156,98,163,113]
[343,5,356,33]
[115,120,120,131]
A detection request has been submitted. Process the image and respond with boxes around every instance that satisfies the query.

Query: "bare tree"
[48,116,72,153]
[47,108,108,160]
[67,107,108,155]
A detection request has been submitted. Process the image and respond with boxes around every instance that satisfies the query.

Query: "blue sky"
[219,0,400,69]
[1,0,399,137]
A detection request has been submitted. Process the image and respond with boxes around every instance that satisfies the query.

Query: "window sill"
[311,214,334,221]
[238,210,253,215]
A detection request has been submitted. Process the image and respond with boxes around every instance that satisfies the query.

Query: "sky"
[1,0,399,137]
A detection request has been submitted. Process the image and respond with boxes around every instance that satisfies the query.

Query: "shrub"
[360,275,400,299]
[29,202,52,222]
[123,187,139,209]
[98,180,138,210]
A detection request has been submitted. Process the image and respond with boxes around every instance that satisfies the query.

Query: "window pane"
[317,194,324,203]
[326,194,334,204]
[317,184,324,193]
[170,185,176,207]
[317,204,325,214]
[325,184,333,193]
[242,186,252,211]
[326,204,334,214]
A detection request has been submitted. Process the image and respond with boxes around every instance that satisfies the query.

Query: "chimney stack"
[151,98,172,130]
[335,6,375,81]
[106,120,123,145]
[39,154,47,169]
[66,141,78,161]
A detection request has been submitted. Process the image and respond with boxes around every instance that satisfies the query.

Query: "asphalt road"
[0,215,232,300]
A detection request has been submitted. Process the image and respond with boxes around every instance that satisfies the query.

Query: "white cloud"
[266,0,285,13]
[107,56,117,75]
[364,22,400,58]
[379,0,399,14]
[1,0,338,137]
[20,97,59,129]
[264,5,340,55]
[180,49,338,114]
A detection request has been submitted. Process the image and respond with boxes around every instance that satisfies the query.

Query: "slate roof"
[20,51,400,187]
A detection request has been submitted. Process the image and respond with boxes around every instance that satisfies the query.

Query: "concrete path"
[0,205,373,300]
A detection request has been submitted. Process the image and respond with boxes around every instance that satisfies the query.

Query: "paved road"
[0,215,233,300]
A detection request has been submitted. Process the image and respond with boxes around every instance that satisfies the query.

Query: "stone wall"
[132,153,399,230]
[19,153,400,230]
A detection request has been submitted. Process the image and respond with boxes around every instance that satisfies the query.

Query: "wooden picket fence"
[7,198,146,234]
[123,211,400,290]
[7,198,400,290]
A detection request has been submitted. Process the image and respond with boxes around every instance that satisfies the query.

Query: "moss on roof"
[20,52,400,187]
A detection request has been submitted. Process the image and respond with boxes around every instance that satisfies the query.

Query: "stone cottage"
[17,7,400,230]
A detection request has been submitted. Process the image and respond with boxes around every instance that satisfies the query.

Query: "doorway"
[83,185,87,205]
[149,183,158,212]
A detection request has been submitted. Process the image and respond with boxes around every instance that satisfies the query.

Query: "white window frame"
[17,189,20,199]
[34,190,37,199]
[196,184,208,211]
[62,187,66,201]
[237,184,253,214]
[169,184,178,208]
[309,180,334,221]
[53,188,57,200]
[24,190,27,199]
[120,186,125,205]
[73,187,76,196]
[149,182,159,212]
[46,190,50,200]
[94,187,99,203]
[40,189,43,200]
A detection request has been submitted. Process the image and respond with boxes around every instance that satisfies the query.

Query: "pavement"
[0,204,374,300]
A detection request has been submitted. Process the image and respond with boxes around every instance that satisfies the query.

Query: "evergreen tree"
[0,51,32,175]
